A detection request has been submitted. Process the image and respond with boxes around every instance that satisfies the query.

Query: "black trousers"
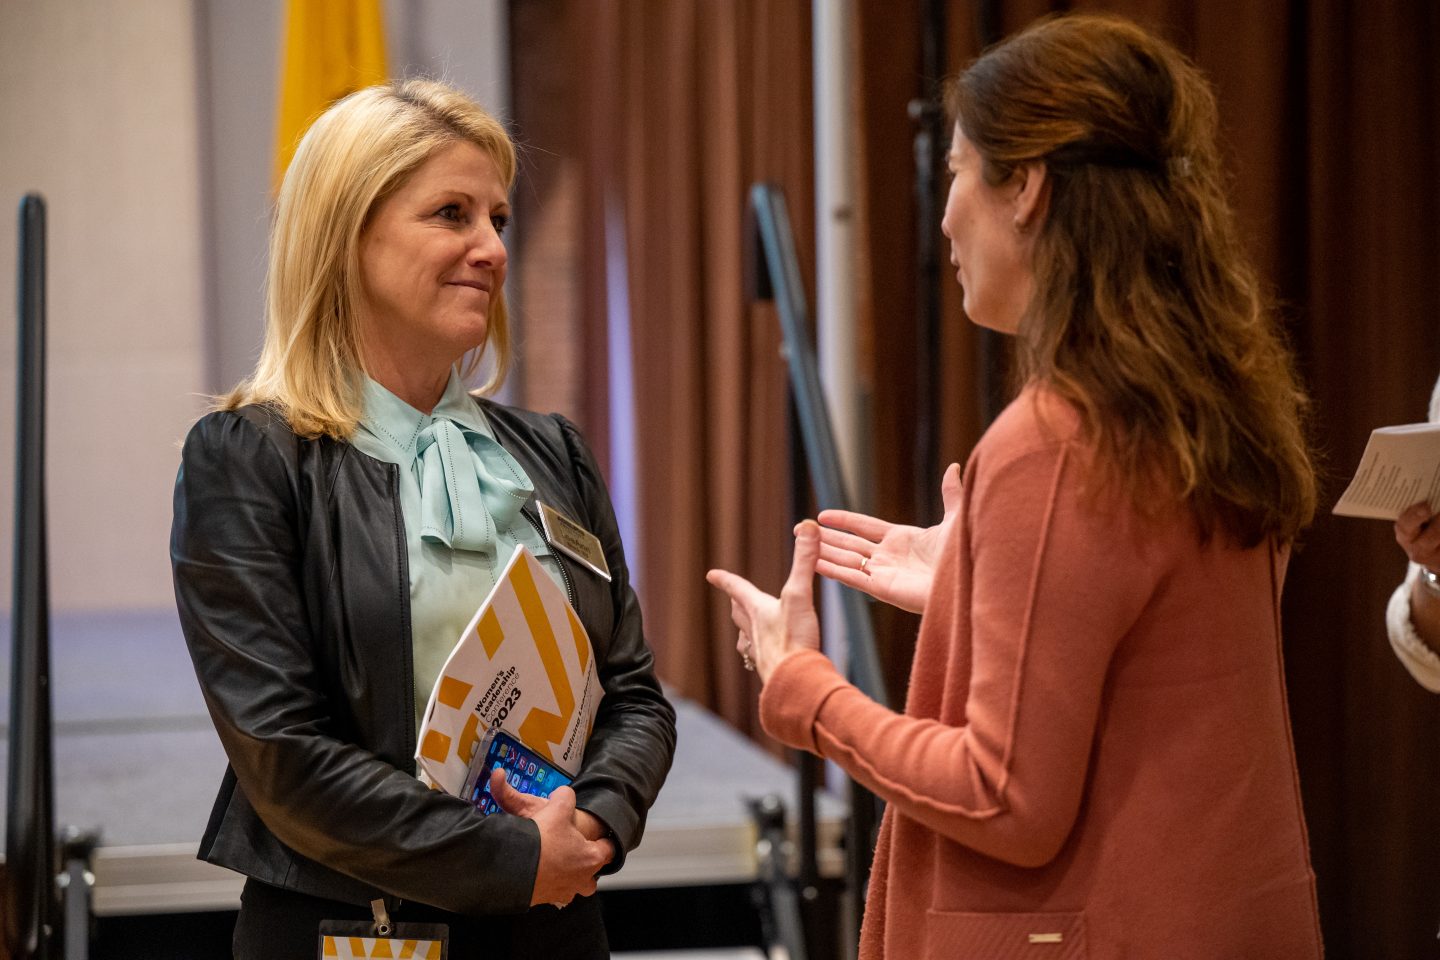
[232,878,610,960]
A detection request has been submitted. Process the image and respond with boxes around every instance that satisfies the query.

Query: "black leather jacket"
[171,399,676,915]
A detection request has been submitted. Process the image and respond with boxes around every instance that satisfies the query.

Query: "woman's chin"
[965,310,1017,337]
[961,295,989,331]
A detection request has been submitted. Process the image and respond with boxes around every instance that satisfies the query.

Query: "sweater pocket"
[924,909,1086,959]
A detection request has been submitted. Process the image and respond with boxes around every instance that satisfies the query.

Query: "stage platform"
[0,609,845,916]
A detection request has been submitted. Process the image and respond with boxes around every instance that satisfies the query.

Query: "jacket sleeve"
[554,415,677,869]
[759,439,1165,868]
[171,410,540,914]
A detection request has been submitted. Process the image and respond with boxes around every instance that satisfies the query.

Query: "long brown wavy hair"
[951,14,1316,546]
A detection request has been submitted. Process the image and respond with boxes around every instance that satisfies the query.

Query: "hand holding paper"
[1395,500,1440,569]
[1333,423,1440,520]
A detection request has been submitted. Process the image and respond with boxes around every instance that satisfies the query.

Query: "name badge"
[319,916,448,959]
[537,501,612,582]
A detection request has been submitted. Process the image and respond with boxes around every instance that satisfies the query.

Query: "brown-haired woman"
[709,14,1323,958]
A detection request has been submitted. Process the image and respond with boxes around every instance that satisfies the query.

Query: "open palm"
[814,463,962,614]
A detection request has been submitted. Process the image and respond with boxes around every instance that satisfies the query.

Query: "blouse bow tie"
[414,418,533,556]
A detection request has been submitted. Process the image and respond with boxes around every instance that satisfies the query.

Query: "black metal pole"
[751,183,887,959]
[58,828,99,960]
[7,193,56,960]
[909,0,948,524]
[752,184,888,708]
[746,795,808,960]
[786,390,823,901]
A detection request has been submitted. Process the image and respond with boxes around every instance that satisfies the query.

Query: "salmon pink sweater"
[760,389,1323,958]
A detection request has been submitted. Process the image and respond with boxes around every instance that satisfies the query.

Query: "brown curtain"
[1281,2,1440,954]
[515,0,1439,951]
[856,1,1440,956]
[510,0,814,737]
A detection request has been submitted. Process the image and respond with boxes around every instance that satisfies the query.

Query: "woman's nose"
[467,223,507,267]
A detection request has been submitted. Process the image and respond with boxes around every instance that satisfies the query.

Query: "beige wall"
[0,0,511,614]
[200,0,511,391]
[0,0,208,612]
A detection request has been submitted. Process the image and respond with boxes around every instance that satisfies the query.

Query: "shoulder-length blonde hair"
[951,14,1316,546]
[221,79,517,439]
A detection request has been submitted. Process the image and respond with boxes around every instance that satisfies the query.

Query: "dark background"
[508,1,1440,957]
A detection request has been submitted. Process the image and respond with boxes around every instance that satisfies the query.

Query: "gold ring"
[860,556,871,575]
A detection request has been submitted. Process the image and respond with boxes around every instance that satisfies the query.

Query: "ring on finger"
[860,556,871,575]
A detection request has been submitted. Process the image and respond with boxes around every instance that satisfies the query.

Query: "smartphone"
[461,726,574,816]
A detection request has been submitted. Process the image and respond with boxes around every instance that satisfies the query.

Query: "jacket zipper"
[524,507,576,607]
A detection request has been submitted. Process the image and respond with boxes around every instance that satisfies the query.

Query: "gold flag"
[273,0,389,190]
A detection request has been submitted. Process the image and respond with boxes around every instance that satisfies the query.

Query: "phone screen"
[462,727,574,816]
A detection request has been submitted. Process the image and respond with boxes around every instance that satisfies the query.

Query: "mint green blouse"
[350,372,562,730]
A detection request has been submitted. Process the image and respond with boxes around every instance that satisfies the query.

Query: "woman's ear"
[1011,161,1050,231]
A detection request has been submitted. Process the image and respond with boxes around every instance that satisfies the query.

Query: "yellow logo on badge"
[321,935,443,958]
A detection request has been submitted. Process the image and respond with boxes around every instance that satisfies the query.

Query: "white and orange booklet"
[415,545,602,796]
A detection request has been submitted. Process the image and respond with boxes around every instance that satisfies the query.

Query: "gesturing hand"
[489,770,613,909]
[813,462,962,614]
[706,521,824,683]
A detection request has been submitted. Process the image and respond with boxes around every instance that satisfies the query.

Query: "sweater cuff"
[1386,566,1440,693]
[758,649,849,753]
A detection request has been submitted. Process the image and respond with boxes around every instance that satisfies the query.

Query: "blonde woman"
[710,16,1322,958]
[171,80,674,959]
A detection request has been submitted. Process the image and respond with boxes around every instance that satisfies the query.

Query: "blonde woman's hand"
[510,780,613,909]
[489,768,614,862]
[813,463,962,614]
[489,766,546,818]
[706,521,823,683]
